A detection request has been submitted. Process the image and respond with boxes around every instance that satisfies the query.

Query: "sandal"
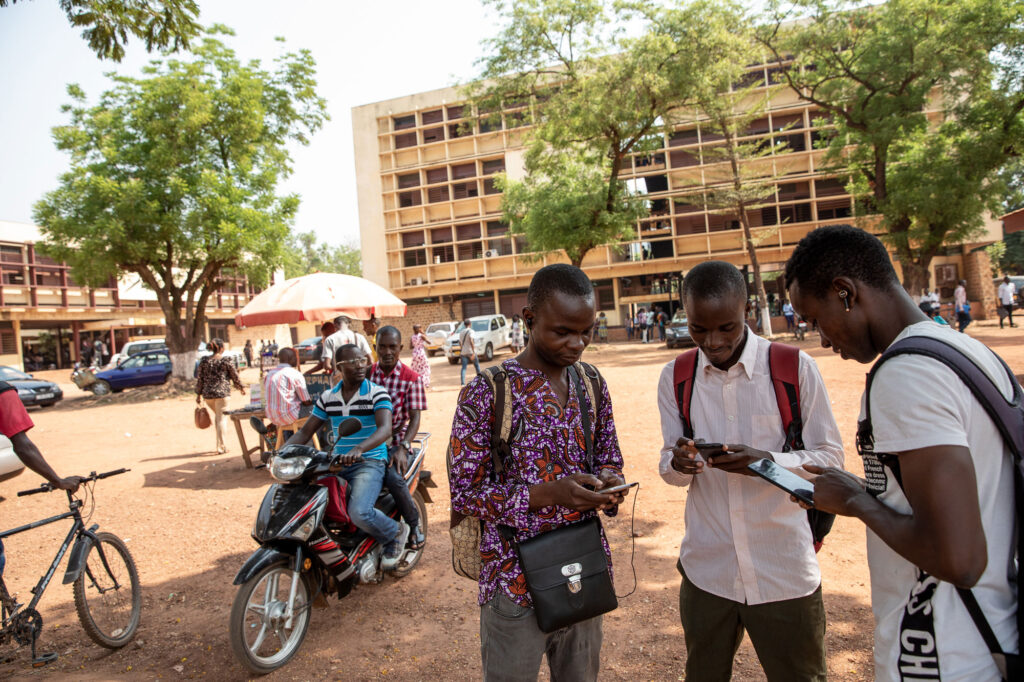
[408,524,426,551]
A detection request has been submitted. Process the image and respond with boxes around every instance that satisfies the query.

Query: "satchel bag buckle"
[561,563,582,577]
[567,575,582,593]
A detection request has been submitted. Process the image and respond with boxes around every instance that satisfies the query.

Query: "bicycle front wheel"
[73,532,141,648]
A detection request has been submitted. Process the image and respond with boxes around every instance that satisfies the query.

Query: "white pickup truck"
[443,315,512,364]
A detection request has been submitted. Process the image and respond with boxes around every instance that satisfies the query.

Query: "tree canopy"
[760,0,1024,291]
[34,27,328,375]
[282,232,362,280]
[1,0,202,61]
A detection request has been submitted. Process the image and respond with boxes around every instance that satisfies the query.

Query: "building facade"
[0,220,283,371]
[353,65,1002,336]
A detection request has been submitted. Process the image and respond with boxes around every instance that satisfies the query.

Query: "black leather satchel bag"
[508,517,617,633]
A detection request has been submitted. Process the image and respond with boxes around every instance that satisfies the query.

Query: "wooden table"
[226,408,321,469]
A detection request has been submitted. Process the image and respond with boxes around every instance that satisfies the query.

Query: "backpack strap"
[859,335,1024,676]
[569,362,604,471]
[479,363,512,475]
[767,342,804,452]
[673,349,700,440]
[0,381,13,395]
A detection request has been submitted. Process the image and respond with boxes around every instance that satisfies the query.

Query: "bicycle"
[0,468,141,667]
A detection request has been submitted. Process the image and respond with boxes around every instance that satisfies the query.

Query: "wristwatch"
[399,439,412,451]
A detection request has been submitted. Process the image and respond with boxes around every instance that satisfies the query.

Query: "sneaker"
[381,523,410,569]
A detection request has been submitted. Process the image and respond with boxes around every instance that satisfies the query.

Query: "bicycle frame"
[0,496,109,627]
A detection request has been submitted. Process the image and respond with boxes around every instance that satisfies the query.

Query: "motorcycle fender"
[417,470,436,503]
[62,524,100,585]
[233,547,290,586]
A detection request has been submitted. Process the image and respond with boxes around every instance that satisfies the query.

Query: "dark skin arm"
[10,431,82,492]
[391,408,422,476]
[803,444,987,587]
[528,470,627,512]
[669,439,771,476]
[284,410,393,467]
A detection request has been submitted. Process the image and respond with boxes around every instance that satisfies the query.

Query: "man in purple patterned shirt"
[449,264,629,682]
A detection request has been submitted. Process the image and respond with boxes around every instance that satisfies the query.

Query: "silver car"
[424,321,458,357]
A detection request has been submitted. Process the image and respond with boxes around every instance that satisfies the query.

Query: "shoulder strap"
[479,363,512,476]
[568,363,595,471]
[768,342,804,452]
[575,361,603,421]
[673,349,700,439]
[0,381,13,395]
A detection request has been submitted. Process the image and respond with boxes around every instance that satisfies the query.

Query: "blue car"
[92,349,172,395]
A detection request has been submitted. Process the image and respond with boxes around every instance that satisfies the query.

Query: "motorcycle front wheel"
[229,560,312,675]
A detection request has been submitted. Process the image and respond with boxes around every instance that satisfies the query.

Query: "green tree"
[469,0,710,267]
[1,0,201,61]
[759,0,1024,292]
[999,231,1024,274]
[282,231,362,279]
[34,27,328,377]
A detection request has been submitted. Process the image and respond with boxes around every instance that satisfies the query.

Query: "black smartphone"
[694,442,728,453]
[747,458,815,506]
[597,481,638,495]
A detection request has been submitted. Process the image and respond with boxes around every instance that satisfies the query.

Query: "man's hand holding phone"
[670,438,707,475]
[705,443,773,476]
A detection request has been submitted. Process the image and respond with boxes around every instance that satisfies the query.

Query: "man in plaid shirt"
[370,326,428,551]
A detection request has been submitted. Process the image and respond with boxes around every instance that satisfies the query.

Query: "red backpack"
[673,343,835,551]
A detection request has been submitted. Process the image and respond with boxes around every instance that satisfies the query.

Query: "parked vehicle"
[665,310,695,349]
[0,366,63,407]
[0,434,24,483]
[294,336,323,364]
[424,321,457,356]
[91,349,171,395]
[229,418,436,674]
[107,339,167,368]
[443,315,512,364]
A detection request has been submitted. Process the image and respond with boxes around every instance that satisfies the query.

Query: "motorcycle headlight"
[270,455,311,482]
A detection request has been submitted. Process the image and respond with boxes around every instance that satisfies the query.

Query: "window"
[427,186,449,203]
[670,150,698,168]
[393,114,415,131]
[452,181,478,199]
[778,182,811,201]
[779,203,812,224]
[422,126,445,144]
[446,105,464,120]
[397,173,419,188]
[432,245,455,264]
[145,353,169,366]
[815,178,847,197]
[456,223,481,240]
[0,327,15,354]
[817,198,852,220]
[431,227,453,243]
[421,109,443,125]
[425,167,448,184]
[401,231,425,248]
[0,246,23,263]
[594,281,614,310]
[403,249,427,267]
[123,355,145,368]
[394,132,417,149]
[452,163,476,180]
[482,177,500,195]
[457,242,483,260]
[481,158,505,175]
[669,129,699,147]
[398,190,421,208]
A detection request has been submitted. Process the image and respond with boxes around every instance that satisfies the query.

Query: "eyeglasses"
[337,357,369,367]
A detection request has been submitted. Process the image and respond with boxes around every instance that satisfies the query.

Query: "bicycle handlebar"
[16,468,130,497]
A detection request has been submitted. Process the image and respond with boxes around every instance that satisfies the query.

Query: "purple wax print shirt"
[448,359,624,607]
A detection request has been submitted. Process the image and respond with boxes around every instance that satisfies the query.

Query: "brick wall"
[378,299,463,344]
[963,248,999,320]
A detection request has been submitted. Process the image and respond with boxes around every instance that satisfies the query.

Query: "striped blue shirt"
[312,379,392,461]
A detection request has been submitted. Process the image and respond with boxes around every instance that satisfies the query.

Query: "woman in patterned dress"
[195,338,246,453]
[409,324,431,389]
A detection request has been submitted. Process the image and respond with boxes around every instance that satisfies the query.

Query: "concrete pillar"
[108,328,117,356]
[12,319,22,371]
[72,322,81,363]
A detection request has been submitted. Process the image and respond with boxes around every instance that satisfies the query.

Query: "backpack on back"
[858,335,1024,680]
[673,342,836,551]
[447,360,604,581]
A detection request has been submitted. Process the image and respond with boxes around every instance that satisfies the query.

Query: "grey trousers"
[480,592,602,682]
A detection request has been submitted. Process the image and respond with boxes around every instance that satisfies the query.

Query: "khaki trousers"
[204,397,227,451]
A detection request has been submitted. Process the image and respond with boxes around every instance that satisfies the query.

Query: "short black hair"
[376,325,401,343]
[784,224,899,298]
[683,261,747,302]
[526,264,594,310]
[277,347,297,364]
[334,342,362,362]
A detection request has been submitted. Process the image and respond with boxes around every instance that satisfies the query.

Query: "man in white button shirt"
[322,315,373,374]
[657,261,843,681]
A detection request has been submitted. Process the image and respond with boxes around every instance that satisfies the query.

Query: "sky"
[0,0,496,247]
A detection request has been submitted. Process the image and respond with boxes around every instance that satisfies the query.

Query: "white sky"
[0,0,496,247]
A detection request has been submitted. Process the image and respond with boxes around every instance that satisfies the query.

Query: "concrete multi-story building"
[353,63,1001,335]
[0,220,268,371]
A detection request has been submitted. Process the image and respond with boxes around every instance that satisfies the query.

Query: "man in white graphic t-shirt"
[787,224,1018,681]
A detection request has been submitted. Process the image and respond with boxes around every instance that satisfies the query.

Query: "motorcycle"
[228,418,436,675]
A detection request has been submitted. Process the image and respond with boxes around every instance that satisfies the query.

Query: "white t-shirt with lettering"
[860,321,1017,681]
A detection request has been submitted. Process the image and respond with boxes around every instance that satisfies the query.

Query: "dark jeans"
[678,566,826,682]
[1002,304,1015,327]
[480,592,602,682]
[384,445,419,528]
[957,309,972,332]
[461,353,481,385]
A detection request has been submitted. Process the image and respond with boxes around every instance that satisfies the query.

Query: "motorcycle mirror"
[337,417,362,440]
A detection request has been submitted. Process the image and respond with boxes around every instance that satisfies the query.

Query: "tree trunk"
[898,250,934,296]
[740,213,774,337]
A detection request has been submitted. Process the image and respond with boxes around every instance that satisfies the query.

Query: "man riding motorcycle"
[284,343,410,564]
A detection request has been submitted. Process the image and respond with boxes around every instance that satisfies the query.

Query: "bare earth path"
[1,322,1021,681]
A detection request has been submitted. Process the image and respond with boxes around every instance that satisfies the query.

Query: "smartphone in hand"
[747,458,815,506]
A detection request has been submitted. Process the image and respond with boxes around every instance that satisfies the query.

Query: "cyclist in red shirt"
[0,381,81,573]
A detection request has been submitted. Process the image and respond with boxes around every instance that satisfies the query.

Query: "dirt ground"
[1,321,1021,681]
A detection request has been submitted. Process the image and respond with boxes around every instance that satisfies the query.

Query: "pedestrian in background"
[195,338,246,454]
[510,314,525,353]
[243,339,253,369]
[954,279,972,332]
[409,324,431,390]
[997,275,1017,328]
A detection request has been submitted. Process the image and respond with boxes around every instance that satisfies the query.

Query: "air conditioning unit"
[408,277,424,286]
[484,249,500,258]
